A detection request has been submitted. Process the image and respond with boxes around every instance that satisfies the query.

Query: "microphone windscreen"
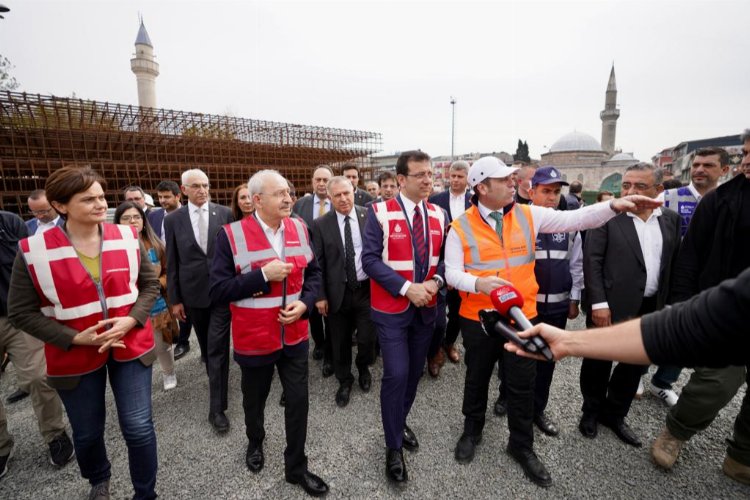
[490,284,524,316]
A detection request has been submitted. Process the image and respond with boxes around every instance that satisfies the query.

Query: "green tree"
[514,139,531,163]
[0,54,19,90]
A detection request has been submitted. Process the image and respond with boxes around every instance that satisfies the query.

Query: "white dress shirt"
[591,208,664,310]
[256,213,286,283]
[34,216,60,235]
[449,191,467,221]
[397,195,428,296]
[187,201,209,247]
[336,209,368,281]
[312,195,331,220]
[446,200,619,293]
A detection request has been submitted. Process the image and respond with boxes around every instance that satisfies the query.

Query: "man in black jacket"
[650,131,750,483]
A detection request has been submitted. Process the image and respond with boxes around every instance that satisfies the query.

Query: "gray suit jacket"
[312,205,367,314]
[583,210,681,323]
[165,202,233,308]
[354,188,374,207]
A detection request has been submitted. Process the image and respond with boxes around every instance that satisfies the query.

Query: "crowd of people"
[0,129,748,498]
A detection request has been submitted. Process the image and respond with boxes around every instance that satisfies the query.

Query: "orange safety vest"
[451,203,538,320]
[19,224,154,378]
[224,215,313,356]
[370,197,445,314]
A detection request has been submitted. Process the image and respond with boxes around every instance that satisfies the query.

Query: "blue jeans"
[57,358,157,500]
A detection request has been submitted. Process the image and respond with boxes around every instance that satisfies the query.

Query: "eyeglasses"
[186,183,210,190]
[29,208,53,216]
[406,171,434,180]
[120,215,143,222]
[621,182,655,191]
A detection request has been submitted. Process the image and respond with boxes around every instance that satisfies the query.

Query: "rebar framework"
[0,92,382,215]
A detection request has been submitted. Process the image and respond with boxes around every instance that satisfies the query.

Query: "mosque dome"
[610,152,637,161]
[549,131,602,153]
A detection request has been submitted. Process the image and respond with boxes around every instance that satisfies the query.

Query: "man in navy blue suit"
[147,180,182,241]
[25,190,63,235]
[426,160,471,376]
[362,150,446,484]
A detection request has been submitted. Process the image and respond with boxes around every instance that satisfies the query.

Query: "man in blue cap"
[527,166,584,436]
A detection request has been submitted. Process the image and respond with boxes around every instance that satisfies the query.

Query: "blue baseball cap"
[531,166,569,187]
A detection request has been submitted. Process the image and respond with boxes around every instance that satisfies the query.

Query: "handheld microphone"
[478,310,538,353]
[490,285,554,361]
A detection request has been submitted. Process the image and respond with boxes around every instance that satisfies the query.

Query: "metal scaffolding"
[0,92,382,215]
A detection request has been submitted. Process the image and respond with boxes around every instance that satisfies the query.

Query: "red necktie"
[413,205,427,266]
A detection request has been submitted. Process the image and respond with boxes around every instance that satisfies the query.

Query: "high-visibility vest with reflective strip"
[19,224,154,378]
[534,231,574,316]
[451,204,538,320]
[663,187,698,238]
[370,197,445,314]
[224,216,313,356]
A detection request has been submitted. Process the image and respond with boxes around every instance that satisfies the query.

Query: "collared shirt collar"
[335,208,355,224]
[687,182,701,201]
[188,200,207,212]
[626,207,663,221]
[255,212,283,236]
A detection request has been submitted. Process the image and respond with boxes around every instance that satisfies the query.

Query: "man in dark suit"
[342,163,374,207]
[25,190,63,235]
[580,163,681,447]
[365,171,399,208]
[165,168,234,434]
[362,150,446,484]
[147,180,182,241]
[312,177,375,408]
[292,165,333,376]
[426,160,471,375]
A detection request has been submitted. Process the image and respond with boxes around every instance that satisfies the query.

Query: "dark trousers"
[444,288,462,346]
[175,318,193,346]
[57,359,157,499]
[240,354,309,479]
[328,283,376,386]
[651,365,682,390]
[461,317,536,452]
[427,292,448,359]
[309,308,332,364]
[534,311,568,416]
[183,306,210,360]
[377,315,433,450]
[186,305,231,414]
[579,296,655,420]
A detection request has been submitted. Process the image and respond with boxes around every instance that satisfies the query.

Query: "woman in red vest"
[8,166,160,500]
[115,201,178,391]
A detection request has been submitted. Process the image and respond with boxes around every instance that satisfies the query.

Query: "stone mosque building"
[540,66,639,194]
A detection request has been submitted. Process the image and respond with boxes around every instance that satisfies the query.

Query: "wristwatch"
[432,275,445,290]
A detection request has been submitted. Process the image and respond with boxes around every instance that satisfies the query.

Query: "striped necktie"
[489,211,503,244]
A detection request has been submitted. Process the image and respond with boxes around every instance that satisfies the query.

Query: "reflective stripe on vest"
[663,187,698,237]
[451,204,538,320]
[537,292,570,303]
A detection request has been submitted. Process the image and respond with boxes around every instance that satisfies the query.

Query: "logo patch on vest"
[394,223,402,233]
[552,233,566,243]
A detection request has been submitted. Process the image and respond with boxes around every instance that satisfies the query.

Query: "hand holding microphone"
[488,284,554,362]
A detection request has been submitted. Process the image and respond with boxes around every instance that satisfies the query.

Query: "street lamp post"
[450,96,456,160]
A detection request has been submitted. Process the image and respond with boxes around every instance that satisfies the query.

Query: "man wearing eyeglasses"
[26,190,63,235]
[165,168,234,435]
[579,163,681,449]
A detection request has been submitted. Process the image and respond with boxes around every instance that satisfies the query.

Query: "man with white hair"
[210,170,329,496]
[165,168,234,434]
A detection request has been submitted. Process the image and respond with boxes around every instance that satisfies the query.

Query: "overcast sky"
[2,0,748,161]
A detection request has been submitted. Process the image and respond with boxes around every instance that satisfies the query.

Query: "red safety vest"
[224,215,313,356]
[370,197,445,314]
[19,224,154,378]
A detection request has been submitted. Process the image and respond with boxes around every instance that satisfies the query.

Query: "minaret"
[130,19,159,109]
[600,64,619,155]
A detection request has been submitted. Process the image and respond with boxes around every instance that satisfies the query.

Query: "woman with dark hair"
[230,183,253,221]
[8,166,160,499]
[115,201,178,391]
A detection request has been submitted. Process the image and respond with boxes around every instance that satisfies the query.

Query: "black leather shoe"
[174,344,190,360]
[507,446,552,488]
[534,413,559,437]
[385,447,408,483]
[321,363,334,378]
[455,433,482,464]
[209,412,230,434]
[599,417,642,447]
[5,388,29,404]
[359,368,372,392]
[493,396,507,417]
[245,442,264,473]
[335,384,352,408]
[286,470,329,497]
[402,425,419,452]
[279,391,286,407]
[312,346,324,361]
[578,413,598,439]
